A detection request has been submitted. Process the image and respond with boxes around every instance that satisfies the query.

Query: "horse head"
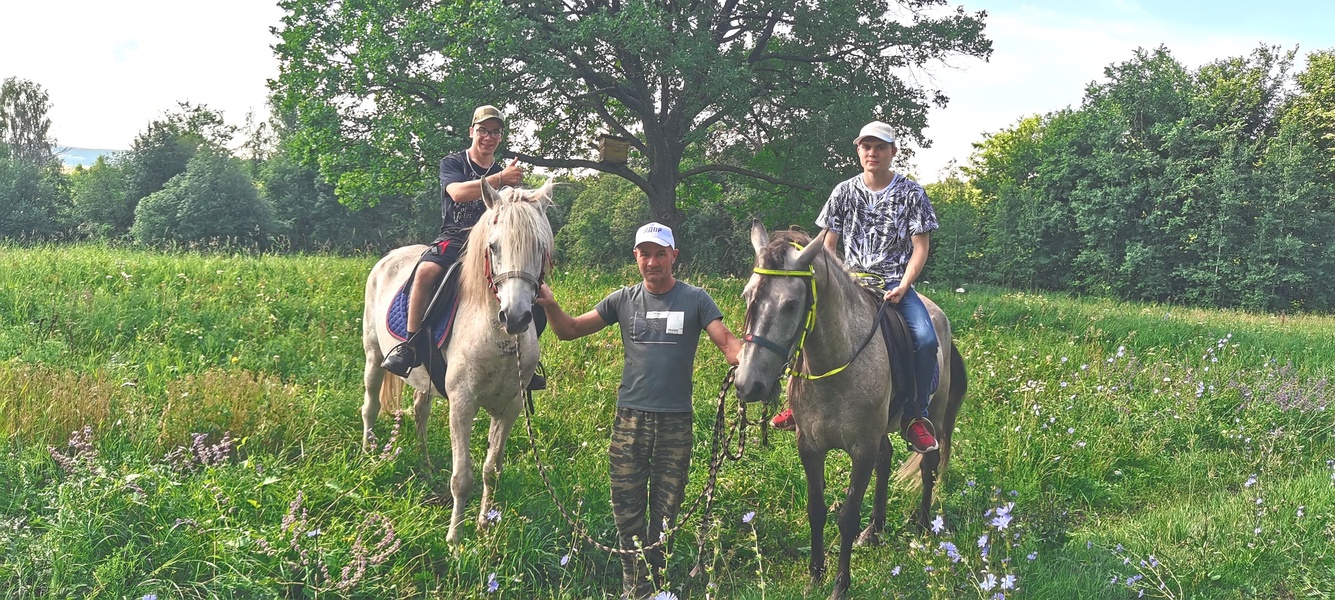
[735,219,826,402]
[474,177,555,334]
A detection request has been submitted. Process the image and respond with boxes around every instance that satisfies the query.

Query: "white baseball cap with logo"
[854,121,897,145]
[633,222,675,249]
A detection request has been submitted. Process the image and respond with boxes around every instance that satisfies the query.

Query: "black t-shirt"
[436,150,504,242]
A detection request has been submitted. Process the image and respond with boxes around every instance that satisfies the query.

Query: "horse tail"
[380,373,404,414]
[894,342,967,488]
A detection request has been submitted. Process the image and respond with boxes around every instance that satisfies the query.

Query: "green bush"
[131,149,276,247]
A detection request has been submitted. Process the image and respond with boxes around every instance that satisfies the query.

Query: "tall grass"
[1,243,1331,599]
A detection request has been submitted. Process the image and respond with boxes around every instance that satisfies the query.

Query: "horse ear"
[534,176,555,212]
[794,229,826,269]
[481,174,501,209]
[749,218,769,254]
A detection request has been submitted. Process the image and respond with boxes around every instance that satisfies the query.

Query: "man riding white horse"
[380,104,546,390]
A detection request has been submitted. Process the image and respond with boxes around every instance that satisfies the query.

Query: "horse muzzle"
[498,306,533,334]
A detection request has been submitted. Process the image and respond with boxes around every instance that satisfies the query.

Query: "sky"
[2,0,1333,182]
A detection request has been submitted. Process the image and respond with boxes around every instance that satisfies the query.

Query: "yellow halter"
[747,243,852,381]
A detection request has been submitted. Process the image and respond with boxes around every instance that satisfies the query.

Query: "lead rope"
[518,341,745,561]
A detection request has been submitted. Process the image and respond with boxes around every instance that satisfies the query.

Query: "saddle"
[385,258,465,396]
[860,287,940,421]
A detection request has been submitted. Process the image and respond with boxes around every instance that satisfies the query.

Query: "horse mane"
[458,186,554,308]
[761,229,866,291]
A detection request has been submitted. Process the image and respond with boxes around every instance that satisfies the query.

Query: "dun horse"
[734,222,967,600]
[361,178,553,543]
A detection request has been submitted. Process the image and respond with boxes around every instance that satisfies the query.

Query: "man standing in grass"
[769,120,941,454]
[536,222,740,599]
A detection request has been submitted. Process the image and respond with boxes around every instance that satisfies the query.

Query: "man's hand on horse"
[535,282,555,308]
[497,157,525,187]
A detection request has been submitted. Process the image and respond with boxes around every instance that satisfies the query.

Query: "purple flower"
[142,595,158,600]
[891,565,902,576]
[980,572,998,591]
[485,509,502,524]
[1001,574,1016,589]
[1026,552,1037,561]
[486,572,499,593]
[930,514,945,533]
[940,541,961,562]
[742,511,755,524]
[991,514,1013,531]
[560,554,570,566]
[978,533,989,549]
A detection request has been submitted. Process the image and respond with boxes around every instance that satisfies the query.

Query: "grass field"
[1,244,1331,599]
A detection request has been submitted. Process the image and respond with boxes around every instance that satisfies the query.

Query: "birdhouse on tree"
[597,134,630,164]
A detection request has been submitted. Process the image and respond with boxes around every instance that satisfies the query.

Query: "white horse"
[361,178,553,543]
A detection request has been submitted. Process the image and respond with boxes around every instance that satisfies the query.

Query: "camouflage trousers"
[609,407,693,599]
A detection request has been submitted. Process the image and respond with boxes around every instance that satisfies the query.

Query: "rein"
[744,243,888,381]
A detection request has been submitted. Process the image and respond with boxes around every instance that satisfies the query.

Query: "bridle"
[742,242,887,381]
[482,211,550,299]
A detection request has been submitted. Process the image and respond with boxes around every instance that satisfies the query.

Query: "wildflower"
[1298,506,1305,518]
[1001,573,1016,589]
[742,511,755,524]
[891,565,901,576]
[1027,552,1037,561]
[306,528,321,538]
[991,513,1013,531]
[978,533,989,549]
[143,595,158,600]
[560,554,570,566]
[930,514,945,533]
[940,541,961,562]
[486,572,499,593]
[652,592,679,600]
[980,572,998,591]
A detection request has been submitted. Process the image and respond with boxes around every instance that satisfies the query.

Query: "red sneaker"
[770,408,796,431]
[902,419,939,453]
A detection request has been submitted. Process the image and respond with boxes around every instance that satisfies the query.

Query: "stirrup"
[901,417,939,454]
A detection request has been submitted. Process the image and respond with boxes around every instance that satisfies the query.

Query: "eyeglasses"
[474,127,503,138]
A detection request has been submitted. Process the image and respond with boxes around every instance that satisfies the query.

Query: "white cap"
[633,222,675,249]
[854,121,896,145]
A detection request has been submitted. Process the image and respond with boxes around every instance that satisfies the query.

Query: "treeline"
[0,89,441,252]
[927,45,1335,313]
[0,85,756,268]
[5,44,1335,314]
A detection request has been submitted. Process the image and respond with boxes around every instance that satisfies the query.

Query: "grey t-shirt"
[595,280,725,413]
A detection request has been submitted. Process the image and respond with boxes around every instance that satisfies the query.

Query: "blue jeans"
[889,284,937,419]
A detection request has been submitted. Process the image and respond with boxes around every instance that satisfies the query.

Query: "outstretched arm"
[536,283,608,340]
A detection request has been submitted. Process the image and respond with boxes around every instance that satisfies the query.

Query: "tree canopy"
[272,0,992,230]
[0,77,56,167]
[955,45,1335,312]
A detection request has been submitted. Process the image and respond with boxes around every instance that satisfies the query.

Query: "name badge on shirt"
[647,311,685,335]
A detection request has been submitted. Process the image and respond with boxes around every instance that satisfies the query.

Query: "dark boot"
[381,335,422,377]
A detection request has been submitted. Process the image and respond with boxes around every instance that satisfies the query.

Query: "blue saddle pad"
[385,279,455,348]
